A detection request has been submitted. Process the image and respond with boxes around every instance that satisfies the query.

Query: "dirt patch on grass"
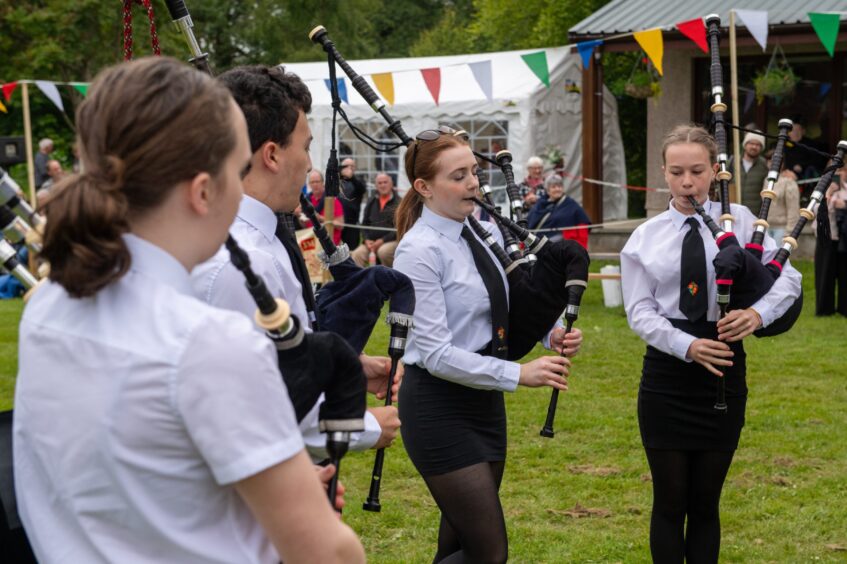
[772,456,795,468]
[547,504,612,518]
[567,464,622,476]
[770,475,793,487]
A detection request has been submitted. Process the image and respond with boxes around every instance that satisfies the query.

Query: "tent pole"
[729,10,742,204]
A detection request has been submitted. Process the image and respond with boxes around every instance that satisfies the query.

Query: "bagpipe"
[308,27,590,440]
[162,0,374,504]
[0,168,43,291]
[690,14,828,411]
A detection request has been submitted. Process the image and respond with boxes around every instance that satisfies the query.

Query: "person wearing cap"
[731,131,768,212]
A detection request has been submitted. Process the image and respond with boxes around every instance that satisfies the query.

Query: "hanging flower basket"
[754,67,797,102]
[754,45,797,103]
[624,58,661,99]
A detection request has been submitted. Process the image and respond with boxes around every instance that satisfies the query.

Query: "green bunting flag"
[72,83,89,96]
[521,51,550,88]
[809,12,841,57]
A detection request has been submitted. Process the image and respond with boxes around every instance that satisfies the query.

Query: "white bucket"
[600,265,623,308]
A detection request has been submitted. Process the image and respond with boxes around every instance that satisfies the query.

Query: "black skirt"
[638,318,747,451]
[399,363,507,476]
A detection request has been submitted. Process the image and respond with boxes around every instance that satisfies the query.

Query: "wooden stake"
[21,82,37,209]
[323,195,335,283]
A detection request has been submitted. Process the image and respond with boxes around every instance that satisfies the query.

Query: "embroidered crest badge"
[687,281,699,296]
[497,326,506,342]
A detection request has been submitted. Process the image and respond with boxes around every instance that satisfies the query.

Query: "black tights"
[422,461,507,564]
[645,449,735,563]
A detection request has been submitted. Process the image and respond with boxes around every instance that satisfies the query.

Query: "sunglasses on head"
[410,126,470,180]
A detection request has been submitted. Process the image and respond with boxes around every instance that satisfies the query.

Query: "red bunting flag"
[2,81,18,102]
[421,68,441,105]
[676,18,708,54]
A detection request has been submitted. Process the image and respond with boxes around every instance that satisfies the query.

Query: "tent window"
[338,122,401,189]
[451,119,509,194]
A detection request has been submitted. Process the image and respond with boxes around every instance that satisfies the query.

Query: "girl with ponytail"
[393,129,582,562]
[14,57,363,564]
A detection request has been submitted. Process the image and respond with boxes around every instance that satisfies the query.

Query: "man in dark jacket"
[351,172,400,267]
[338,157,368,250]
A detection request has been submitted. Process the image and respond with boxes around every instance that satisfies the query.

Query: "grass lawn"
[2,260,845,561]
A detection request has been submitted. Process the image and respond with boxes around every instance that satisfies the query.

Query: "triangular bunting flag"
[323,78,348,104]
[2,81,18,102]
[676,18,708,54]
[735,9,769,52]
[35,80,65,112]
[421,68,441,105]
[371,73,394,106]
[634,29,664,76]
[0,99,6,114]
[72,83,89,97]
[809,12,841,57]
[521,51,550,87]
[468,60,493,101]
[576,40,603,69]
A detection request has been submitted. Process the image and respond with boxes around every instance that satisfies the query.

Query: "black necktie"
[275,213,319,331]
[460,225,509,358]
[679,217,707,323]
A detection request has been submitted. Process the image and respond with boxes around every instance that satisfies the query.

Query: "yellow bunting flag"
[0,99,6,113]
[634,28,664,76]
[371,72,395,106]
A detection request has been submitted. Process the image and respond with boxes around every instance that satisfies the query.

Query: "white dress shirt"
[192,195,381,457]
[621,200,802,361]
[394,206,522,391]
[14,234,303,563]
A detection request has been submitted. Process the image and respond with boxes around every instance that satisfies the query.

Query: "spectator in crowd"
[36,159,65,208]
[518,155,546,211]
[338,157,367,250]
[730,131,767,212]
[351,172,400,267]
[815,164,847,316]
[526,174,591,249]
[33,138,54,188]
[784,116,828,197]
[762,148,800,243]
[40,159,64,190]
[303,169,344,245]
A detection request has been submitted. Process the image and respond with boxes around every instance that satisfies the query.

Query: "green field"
[2,260,846,562]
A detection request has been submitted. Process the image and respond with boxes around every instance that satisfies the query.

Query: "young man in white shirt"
[192,65,400,461]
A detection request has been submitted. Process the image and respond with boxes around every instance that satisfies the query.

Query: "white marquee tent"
[281,45,627,221]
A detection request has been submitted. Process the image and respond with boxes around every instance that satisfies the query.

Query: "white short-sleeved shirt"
[13,234,304,563]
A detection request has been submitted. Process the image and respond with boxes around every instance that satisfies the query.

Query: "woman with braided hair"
[13,57,363,563]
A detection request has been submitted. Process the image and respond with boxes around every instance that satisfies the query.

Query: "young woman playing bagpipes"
[12,57,364,563]
[620,125,801,562]
[393,130,583,563]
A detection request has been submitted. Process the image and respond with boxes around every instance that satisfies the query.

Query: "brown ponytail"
[395,132,469,239]
[42,57,236,298]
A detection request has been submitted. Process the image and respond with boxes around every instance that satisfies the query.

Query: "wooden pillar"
[582,48,604,223]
